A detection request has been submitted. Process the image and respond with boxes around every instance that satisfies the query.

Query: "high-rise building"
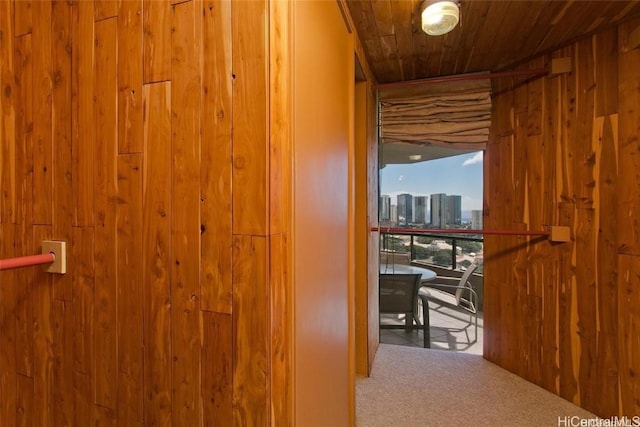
[446,195,462,225]
[390,205,398,224]
[413,196,428,224]
[380,195,391,221]
[471,210,483,230]
[397,194,413,225]
[430,193,447,228]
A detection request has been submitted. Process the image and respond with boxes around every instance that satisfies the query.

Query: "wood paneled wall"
[354,80,379,377]
[0,0,293,425]
[484,18,640,417]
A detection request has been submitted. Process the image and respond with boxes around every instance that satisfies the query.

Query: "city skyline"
[380,151,484,211]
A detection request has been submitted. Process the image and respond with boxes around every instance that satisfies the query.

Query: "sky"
[380,151,484,211]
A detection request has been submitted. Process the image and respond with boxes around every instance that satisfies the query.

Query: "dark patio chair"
[379,273,431,348]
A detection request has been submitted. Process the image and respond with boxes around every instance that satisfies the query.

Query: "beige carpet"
[356,344,596,427]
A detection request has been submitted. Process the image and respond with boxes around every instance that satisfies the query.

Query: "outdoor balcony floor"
[380,303,484,355]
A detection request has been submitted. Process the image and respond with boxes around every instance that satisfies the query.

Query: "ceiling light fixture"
[409,154,422,161]
[421,0,460,36]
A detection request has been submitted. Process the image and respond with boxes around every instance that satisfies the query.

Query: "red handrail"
[371,227,550,237]
[0,253,55,271]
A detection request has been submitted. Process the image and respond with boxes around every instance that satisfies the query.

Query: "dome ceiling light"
[421,0,460,36]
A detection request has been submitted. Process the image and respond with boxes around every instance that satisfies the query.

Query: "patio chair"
[418,263,479,344]
[379,273,431,348]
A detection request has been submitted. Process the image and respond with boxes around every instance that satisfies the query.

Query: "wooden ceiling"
[346,0,640,83]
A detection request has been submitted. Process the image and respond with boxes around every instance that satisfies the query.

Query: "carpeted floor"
[356,344,596,426]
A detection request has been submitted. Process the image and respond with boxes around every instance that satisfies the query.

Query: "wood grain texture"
[93,16,118,412]
[116,154,144,424]
[2,1,296,424]
[14,0,33,37]
[268,3,293,420]
[0,224,17,426]
[345,1,640,83]
[32,225,53,427]
[617,21,640,256]
[32,0,53,225]
[71,227,95,426]
[355,82,369,377]
[486,21,640,418]
[52,299,73,426]
[51,0,73,302]
[170,2,202,424]
[366,83,379,373]
[232,0,268,235]
[595,28,619,118]
[14,33,34,382]
[16,374,33,427]
[233,235,269,425]
[14,33,33,232]
[94,0,118,21]
[619,254,640,416]
[118,0,143,153]
[202,311,233,426]
[1,0,16,224]
[201,0,233,313]
[269,0,291,236]
[142,81,172,427]
[269,233,291,425]
[143,0,171,83]
[71,0,95,227]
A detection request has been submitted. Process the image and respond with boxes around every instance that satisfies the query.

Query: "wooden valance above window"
[379,80,491,151]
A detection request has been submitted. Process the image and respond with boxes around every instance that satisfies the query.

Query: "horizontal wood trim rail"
[374,68,550,90]
[0,253,55,271]
[371,227,551,237]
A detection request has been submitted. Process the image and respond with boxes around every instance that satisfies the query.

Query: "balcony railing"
[380,230,484,273]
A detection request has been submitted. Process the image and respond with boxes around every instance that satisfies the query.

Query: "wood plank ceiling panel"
[346,0,640,82]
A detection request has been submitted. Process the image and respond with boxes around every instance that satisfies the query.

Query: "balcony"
[379,231,483,354]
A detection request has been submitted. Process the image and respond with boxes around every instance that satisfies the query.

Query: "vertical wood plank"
[617,33,640,256]
[14,32,33,229]
[619,254,640,416]
[270,233,291,425]
[171,3,202,424]
[32,0,53,225]
[595,27,618,118]
[233,235,269,425]
[1,0,16,224]
[202,312,233,426]
[201,0,233,314]
[93,16,118,413]
[0,224,17,426]
[116,154,144,424]
[269,0,291,236]
[14,33,34,379]
[142,81,172,427]
[52,299,73,426]
[14,1,33,37]
[526,58,544,136]
[94,0,119,21]
[32,225,53,427]
[118,0,144,154]
[71,227,95,426]
[51,0,73,302]
[574,208,598,411]
[557,202,578,403]
[71,0,94,227]
[143,0,172,84]
[232,0,268,235]
[16,374,34,427]
[574,38,596,206]
[596,116,619,329]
